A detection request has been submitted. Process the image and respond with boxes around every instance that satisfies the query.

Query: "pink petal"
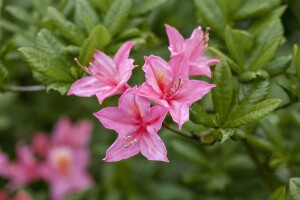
[175,80,215,104]
[168,53,189,80]
[118,88,150,121]
[140,126,169,162]
[94,107,139,135]
[17,144,36,166]
[95,85,125,104]
[89,50,116,78]
[70,120,93,148]
[50,179,73,200]
[67,76,110,97]
[168,100,189,130]
[135,83,169,107]
[143,55,173,94]
[183,27,206,63]
[114,41,135,66]
[147,105,169,131]
[165,24,184,55]
[189,56,220,77]
[52,117,72,145]
[116,59,135,85]
[32,133,50,157]
[0,152,9,177]
[103,135,140,162]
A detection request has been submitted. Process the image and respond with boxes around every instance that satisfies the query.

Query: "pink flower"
[165,24,220,77]
[68,41,136,104]
[135,54,215,129]
[0,152,9,177]
[39,147,92,200]
[94,87,169,162]
[7,145,40,188]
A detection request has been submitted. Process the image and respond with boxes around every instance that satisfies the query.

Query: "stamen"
[74,58,89,73]
[124,135,132,141]
[123,138,138,148]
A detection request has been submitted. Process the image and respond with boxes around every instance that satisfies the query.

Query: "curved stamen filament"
[170,78,183,97]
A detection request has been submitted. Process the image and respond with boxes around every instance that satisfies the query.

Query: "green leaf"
[247,38,281,71]
[208,47,242,74]
[238,70,269,83]
[92,0,114,12]
[214,128,235,143]
[19,47,73,82]
[131,0,167,16]
[225,25,253,66]
[79,24,111,66]
[0,62,8,87]
[104,0,132,37]
[249,6,287,37]
[190,102,217,127]
[46,82,71,95]
[74,0,99,35]
[240,80,270,105]
[29,0,50,16]
[268,186,286,200]
[47,7,85,46]
[5,6,34,24]
[36,29,67,66]
[193,0,227,38]
[224,99,282,127]
[293,45,300,87]
[290,177,300,200]
[264,55,291,77]
[256,19,283,45]
[212,60,233,124]
[234,0,280,20]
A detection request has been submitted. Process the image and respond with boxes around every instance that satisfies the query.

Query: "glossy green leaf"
[5,6,34,24]
[19,47,73,82]
[47,7,85,46]
[247,38,281,71]
[131,0,167,16]
[208,47,242,74]
[36,29,67,66]
[190,102,217,127]
[256,19,283,45]
[194,0,226,38]
[290,177,300,200]
[104,0,132,36]
[225,25,253,66]
[46,82,71,95]
[212,60,233,124]
[224,99,282,127]
[264,55,291,77]
[79,24,111,66]
[268,186,286,200]
[234,0,280,20]
[0,62,8,87]
[74,0,99,35]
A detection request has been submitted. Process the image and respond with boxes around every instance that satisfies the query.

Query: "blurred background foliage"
[1,0,300,199]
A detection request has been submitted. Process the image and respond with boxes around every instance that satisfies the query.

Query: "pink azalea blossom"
[34,117,93,200]
[39,146,92,200]
[165,24,220,77]
[94,87,169,162]
[5,144,40,188]
[68,41,136,104]
[0,152,9,177]
[135,54,215,129]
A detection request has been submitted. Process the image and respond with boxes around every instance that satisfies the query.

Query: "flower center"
[51,148,72,175]
[123,126,145,148]
[165,77,183,99]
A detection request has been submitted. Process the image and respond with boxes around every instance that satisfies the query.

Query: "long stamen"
[74,58,90,74]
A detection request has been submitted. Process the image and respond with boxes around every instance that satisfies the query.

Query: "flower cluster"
[68,24,220,162]
[0,117,93,200]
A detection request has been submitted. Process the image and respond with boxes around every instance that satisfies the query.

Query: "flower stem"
[2,85,46,92]
[162,122,199,140]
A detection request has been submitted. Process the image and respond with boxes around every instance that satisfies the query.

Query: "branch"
[2,85,46,92]
[162,122,200,140]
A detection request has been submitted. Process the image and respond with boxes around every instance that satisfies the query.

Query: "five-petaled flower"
[135,54,215,129]
[94,87,169,162]
[68,41,136,104]
[165,24,220,78]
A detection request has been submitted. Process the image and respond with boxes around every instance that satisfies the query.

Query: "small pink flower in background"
[0,152,9,177]
[94,87,169,162]
[135,54,215,129]
[6,145,40,188]
[68,41,136,104]
[165,24,220,77]
[32,117,93,200]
